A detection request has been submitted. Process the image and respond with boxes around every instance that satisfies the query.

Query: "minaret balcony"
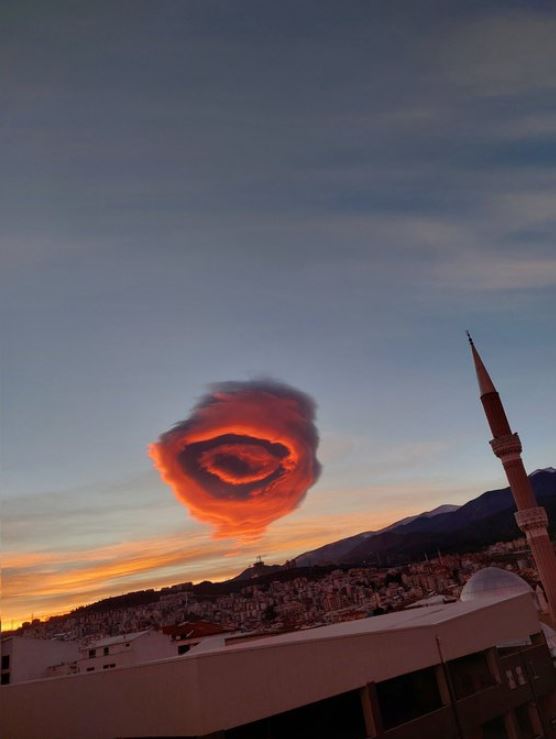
[515,506,549,537]
[489,433,522,461]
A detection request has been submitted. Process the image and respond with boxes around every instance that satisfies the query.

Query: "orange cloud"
[150,381,320,541]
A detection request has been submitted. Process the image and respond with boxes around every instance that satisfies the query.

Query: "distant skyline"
[3,1,556,627]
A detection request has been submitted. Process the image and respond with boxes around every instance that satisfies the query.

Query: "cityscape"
[9,536,546,644]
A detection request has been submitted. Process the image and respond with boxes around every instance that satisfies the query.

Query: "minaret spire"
[467,334,556,620]
[466,333,512,440]
[466,331,496,396]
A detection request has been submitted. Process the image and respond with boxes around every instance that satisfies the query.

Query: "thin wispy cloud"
[1,512,377,625]
[3,475,478,627]
[443,11,556,96]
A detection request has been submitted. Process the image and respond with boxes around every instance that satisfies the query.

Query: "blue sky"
[2,0,556,625]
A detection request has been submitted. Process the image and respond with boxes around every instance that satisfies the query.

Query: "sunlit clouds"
[2,475,484,628]
[150,381,320,541]
[1,513,360,627]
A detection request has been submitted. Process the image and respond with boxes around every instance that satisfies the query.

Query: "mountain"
[295,504,460,567]
[295,469,556,567]
[232,562,283,581]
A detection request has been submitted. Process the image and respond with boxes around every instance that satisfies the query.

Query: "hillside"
[300,468,556,566]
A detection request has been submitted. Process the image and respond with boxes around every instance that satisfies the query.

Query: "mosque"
[461,566,556,659]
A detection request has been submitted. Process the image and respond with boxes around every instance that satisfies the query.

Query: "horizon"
[3,1,556,629]
[5,465,555,630]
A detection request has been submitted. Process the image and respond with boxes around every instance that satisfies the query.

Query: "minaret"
[467,332,556,619]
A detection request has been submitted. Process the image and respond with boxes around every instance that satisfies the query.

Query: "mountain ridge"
[58,468,556,616]
[294,503,461,567]
[295,468,556,567]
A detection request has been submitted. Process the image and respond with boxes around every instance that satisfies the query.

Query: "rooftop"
[3,593,542,739]
[85,630,151,649]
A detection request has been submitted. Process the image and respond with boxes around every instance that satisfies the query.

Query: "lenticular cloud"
[149,381,321,542]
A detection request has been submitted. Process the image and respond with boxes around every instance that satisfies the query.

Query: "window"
[515,666,527,686]
[103,647,109,656]
[86,667,95,672]
[505,669,517,690]
[1,655,9,670]
[515,703,536,739]
[448,651,495,699]
[88,649,95,658]
[1,673,10,685]
[227,689,366,739]
[481,715,509,739]
[528,660,540,680]
[376,666,442,729]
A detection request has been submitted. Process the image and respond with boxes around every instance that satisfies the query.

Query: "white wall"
[133,630,178,663]
[1,637,80,684]
[76,631,178,673]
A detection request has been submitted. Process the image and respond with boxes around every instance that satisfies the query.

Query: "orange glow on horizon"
[2,502,422,630]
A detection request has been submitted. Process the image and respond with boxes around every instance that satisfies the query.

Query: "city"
[6,537,545,645]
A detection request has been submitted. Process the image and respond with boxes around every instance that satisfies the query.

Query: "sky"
[2,0,556,628]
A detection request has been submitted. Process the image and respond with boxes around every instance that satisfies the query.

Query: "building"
[3,591,556,738]
[75,629,177,674]
[1,628,186,684]
[0,636,79,685]
[460,567,535,603]
[460,566,556,662]
[467,333,556,620]
[162,621,230,655]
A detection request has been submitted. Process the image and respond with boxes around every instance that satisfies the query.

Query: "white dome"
[460,567,533,602]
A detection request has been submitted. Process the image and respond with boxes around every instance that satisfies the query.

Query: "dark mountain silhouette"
[295,504,460,567]
[232,562,283,581]
[297,469,556,567]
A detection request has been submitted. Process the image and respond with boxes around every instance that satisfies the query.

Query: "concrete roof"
[2,593,542,739]
[223,598,496,650]
[86,630,151,648]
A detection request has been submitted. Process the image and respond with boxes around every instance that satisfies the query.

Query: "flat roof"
[2,593,542,739]
[213,594,536,656]
[85,630,151,649]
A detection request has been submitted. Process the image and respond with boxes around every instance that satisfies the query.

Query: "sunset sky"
[3,0,556,628]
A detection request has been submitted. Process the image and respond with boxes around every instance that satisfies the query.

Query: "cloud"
[2,471,179,552]
[432,252,556,292]
[3,488,463,627]
[150,380,320,541]
[499,113,556,141]
[443,11,556,97]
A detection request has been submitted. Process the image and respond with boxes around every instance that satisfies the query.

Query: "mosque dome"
[460,567,533,602]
